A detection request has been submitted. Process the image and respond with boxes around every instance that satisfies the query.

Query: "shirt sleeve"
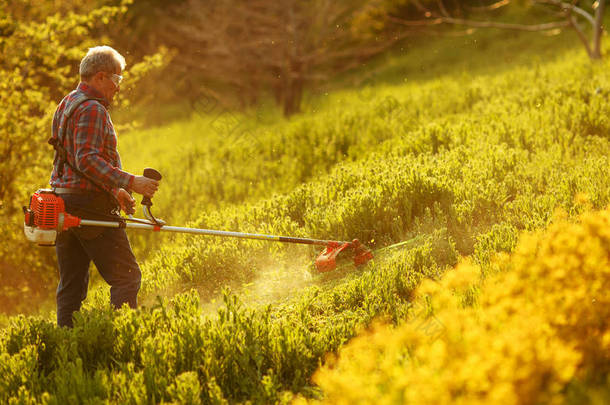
[73,103,134,190]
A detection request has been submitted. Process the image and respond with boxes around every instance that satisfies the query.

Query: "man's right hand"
[131,175,160,198]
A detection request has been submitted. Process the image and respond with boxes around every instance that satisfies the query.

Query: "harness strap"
[48,93,120,207]
[48,93,105,178]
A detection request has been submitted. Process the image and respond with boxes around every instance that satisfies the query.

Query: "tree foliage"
[153,0,401,116]
[0,0,166,313]
[354,0,606,59]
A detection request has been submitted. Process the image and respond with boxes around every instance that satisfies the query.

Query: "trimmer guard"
[315,239,374,272]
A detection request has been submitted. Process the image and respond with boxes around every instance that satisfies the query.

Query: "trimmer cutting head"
[315,239,374,272]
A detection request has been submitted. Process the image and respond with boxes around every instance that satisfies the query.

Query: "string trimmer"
[23,169,373,272]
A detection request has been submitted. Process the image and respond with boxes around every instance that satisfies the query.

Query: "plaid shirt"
[49,82,133,194]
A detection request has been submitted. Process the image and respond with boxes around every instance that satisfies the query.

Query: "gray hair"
[79,46,126,80]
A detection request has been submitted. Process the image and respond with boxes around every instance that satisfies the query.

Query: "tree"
[159,0,401,116]
[359,0,606,59]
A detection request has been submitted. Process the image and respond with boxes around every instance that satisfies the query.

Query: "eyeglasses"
[106,72,123,87]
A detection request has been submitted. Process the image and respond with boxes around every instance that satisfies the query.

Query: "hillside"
[2,25,610,403]
[112,27,609,307]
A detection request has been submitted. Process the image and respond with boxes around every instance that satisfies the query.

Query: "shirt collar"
[77,82,109,107]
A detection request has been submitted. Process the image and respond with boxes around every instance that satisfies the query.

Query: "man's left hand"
[117,188,136,215]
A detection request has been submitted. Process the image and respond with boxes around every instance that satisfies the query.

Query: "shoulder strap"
[48,94,105,176]
[48,95,118,204]
[53,93,105,146]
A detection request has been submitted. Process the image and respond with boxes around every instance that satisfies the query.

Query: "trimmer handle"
[141,168,162,207]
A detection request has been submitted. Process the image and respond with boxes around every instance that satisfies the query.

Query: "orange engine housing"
[24,189,80,231]
[28,190,65,229]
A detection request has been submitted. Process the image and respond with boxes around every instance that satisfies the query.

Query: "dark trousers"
[55,193,141,327]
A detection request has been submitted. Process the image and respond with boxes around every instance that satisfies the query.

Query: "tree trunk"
[283,76,303,117]
[592,0,606,59]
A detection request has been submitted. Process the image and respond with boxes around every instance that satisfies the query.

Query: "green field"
[2,24,610,403]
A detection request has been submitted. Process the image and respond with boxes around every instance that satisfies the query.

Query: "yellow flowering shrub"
[308,208,610,404]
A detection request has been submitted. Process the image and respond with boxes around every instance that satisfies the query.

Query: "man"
[49,46,159,327]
